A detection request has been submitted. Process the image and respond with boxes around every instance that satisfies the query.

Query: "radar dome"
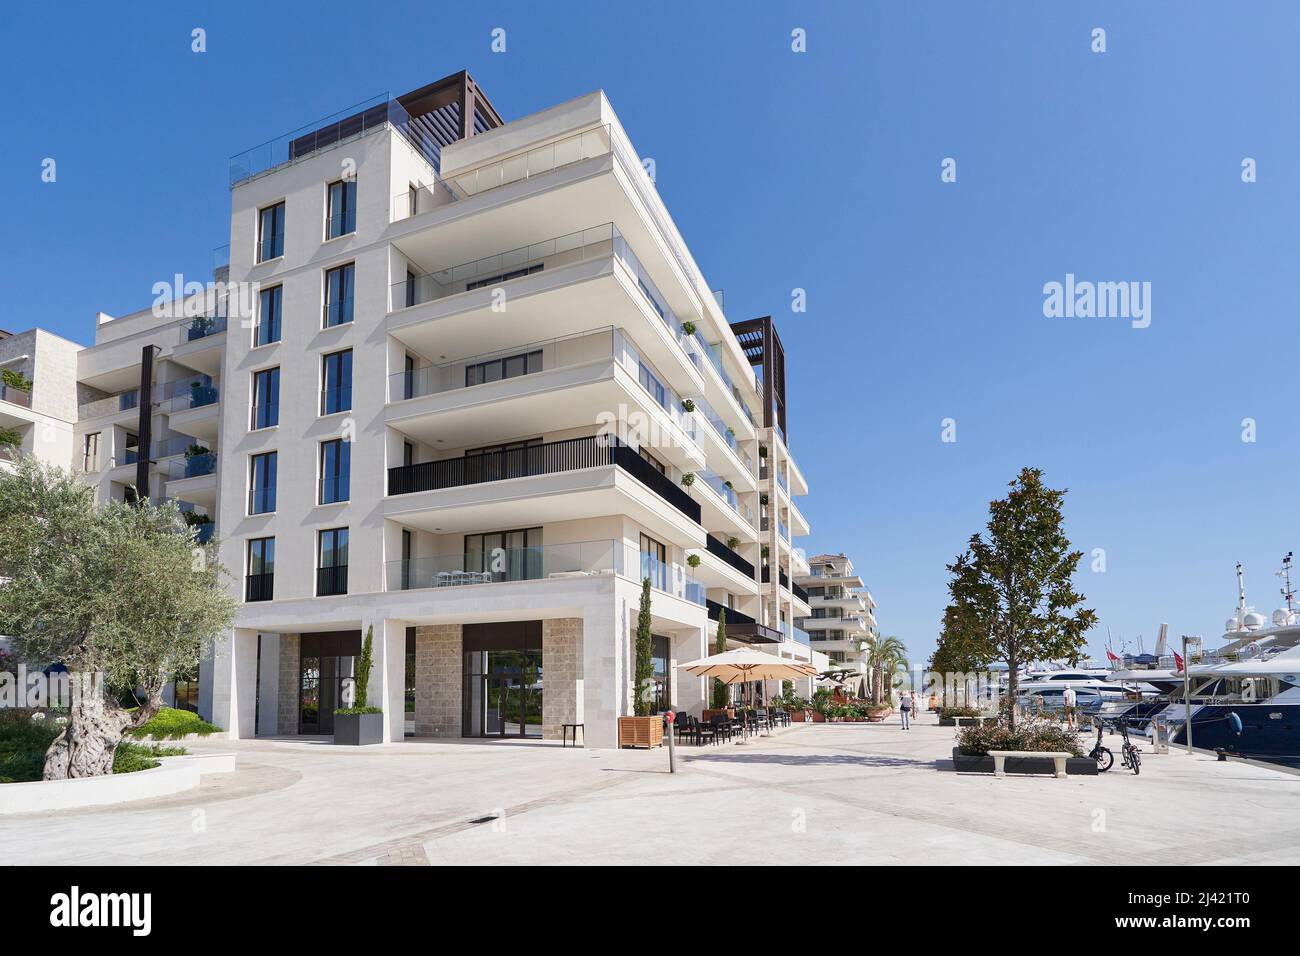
[1243,611,1268,630]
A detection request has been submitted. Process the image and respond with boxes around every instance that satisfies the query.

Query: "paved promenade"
[5,714,1298,865]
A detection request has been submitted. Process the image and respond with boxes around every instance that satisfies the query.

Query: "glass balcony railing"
[700,470,740,513]
[159,376,219,414]
[693,395,737,451]
[181,314,228,344]
[164,452,216,480]
[393,223,618,310]
[0,384,31,408]
[385,538,704,606]
[231,94,435,186]
[78,389,139,420]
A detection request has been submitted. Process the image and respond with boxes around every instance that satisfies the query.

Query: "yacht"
[1138,558,1300,767]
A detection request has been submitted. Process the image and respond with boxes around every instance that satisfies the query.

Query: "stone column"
[674,625,707,718]
[256,634,280,737]
[367,618,406,743]
[415,624,462,737]
[277,635,300,735]
[210,628,258,739]
[542,618,583,739]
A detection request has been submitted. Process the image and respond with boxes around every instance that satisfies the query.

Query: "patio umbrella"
[677,649,819,738]
[677,647,820,683]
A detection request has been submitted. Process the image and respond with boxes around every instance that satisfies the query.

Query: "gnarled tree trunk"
[42,677,165,780]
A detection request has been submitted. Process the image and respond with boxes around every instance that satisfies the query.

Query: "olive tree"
[0,457,237,778]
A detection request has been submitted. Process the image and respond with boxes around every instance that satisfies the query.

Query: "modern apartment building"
[0,328,81,474]
[4,71,826,747]
[795,553,878,693]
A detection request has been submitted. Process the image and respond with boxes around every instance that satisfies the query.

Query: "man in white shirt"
[1062,685,1078,730]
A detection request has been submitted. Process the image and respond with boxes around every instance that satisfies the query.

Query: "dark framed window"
[403,354,416,399]
[317,528,349,596]
[319,439,351,504]
[324,263,354,328]
[465,349,542,387]
[251,367,280,429]
[246,537,275,601]
[257,202,285,262]
[326,178,357,239]
[638,362,667,409]
[82,432,100,471]
[405,269,417,309]
[403,441,415,467]
[256,286,282,346]
[249,452,277,514]
[651,634,671,711]
[321,349,352,414]
[464,527,543,582]
[640,533,667,591]
[401,528,413,590]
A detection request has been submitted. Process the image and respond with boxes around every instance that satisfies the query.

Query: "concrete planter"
[939,715,993,727]
[950,747,1097,776]
[334,712,383,746]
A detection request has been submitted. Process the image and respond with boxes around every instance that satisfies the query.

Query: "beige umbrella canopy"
[677,648,820,684]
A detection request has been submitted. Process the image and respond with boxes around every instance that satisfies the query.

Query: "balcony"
[180,314,227,344]
[387,435,700,525]
[706,600,781,644]
[316,565,349,597]
[78,389,139,421]
[0,384,31,409]
[231,94,437,186]
[245,573,274,602]
[705,535,755,579]
[386,538,704,606]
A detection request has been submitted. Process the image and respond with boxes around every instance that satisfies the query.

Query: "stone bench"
[988,750,1072,779]
[948,715,995,729]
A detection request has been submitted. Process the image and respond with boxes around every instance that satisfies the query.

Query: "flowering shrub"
[956,721,1083,757]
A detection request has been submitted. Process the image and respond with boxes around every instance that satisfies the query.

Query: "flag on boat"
[1173,650,1184,672]
[1105,648,1120,664]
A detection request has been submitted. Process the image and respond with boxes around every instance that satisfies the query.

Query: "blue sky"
[2,1,1297,664]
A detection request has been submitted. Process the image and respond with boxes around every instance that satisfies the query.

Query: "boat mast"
[1235,562,1247,627]
[1280,552,1295,615]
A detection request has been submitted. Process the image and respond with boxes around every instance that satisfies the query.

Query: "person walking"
[899,690,912,730]
[1062,685,1077,731]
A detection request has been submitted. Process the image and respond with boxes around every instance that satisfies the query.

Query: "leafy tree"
[0,458,237,778]
[633,577,654,716]
[929,603,992,705]
[354,625,374,709]
[710,608,729,709]
[946,467,1097,729]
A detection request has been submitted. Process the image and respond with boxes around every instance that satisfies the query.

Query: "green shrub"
[334,707,382,716]
[0,710,61,783]
[128,707,221,740]
[956,722,1083,757]
[937,705,982,719]
[113,742,187,775]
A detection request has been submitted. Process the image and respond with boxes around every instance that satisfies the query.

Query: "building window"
[651,634,671,711]
[246,537,275,601]
[257,202,285,262]
[249,451,277,514]
[401,528,413,590]
[465,262,542,292]
[640,533,667,591]
[638,362,667,409]
[256,286,282,346]
[319,439,350,504]
[317,528,349,596]
[464,349,542,387]
[326,178,357,239]
[251,367,280,430]
[82,432,101,471]
[464,527,542,582]
[324,263,354,327]
[403,354,416,399]
[403,441,414,467]
[321,349,352,414]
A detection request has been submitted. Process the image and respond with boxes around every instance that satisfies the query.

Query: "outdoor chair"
[693,717,718,746]
[709,713,733,743]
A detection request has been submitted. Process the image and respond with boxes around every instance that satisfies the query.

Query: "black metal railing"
[246,573,274,602]
[760,566,791,590]
[793,581,809,603]
[707,600,756,626]
[316,565,348,596]
[387,435,701,524]
[705,535,755,578]
[706,600,781,643]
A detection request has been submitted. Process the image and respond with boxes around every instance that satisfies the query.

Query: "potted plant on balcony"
[681,321,697,336]
[760,492,769,506]
[0,427,21,457]
[726,536,740,550]
[680,472,696,487]
[334,626,384,745]
[1,369,33,394]
[686,554,701,569]
[680,398,696,413]
[618,578,664,748]
[758,444,768,459]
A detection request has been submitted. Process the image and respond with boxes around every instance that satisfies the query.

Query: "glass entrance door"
[464,649,543,738]
[300,654,355,735]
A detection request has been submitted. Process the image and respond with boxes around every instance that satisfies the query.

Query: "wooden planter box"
[809,711,826,723]
[950,747,1097,776]
[617,715,664,749]
[702,708,735,722]
[787,709,807,722]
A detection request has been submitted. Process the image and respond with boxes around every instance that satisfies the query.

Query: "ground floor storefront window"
[461,621,543,738]
[298,631,360,735]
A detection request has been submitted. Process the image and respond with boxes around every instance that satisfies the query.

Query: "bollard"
[665,710,676,773]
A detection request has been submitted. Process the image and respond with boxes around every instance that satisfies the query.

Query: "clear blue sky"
[2,1,1297,664]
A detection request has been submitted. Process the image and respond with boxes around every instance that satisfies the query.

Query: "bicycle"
[1088,719,1113,772]
[1117,719,1142,775]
